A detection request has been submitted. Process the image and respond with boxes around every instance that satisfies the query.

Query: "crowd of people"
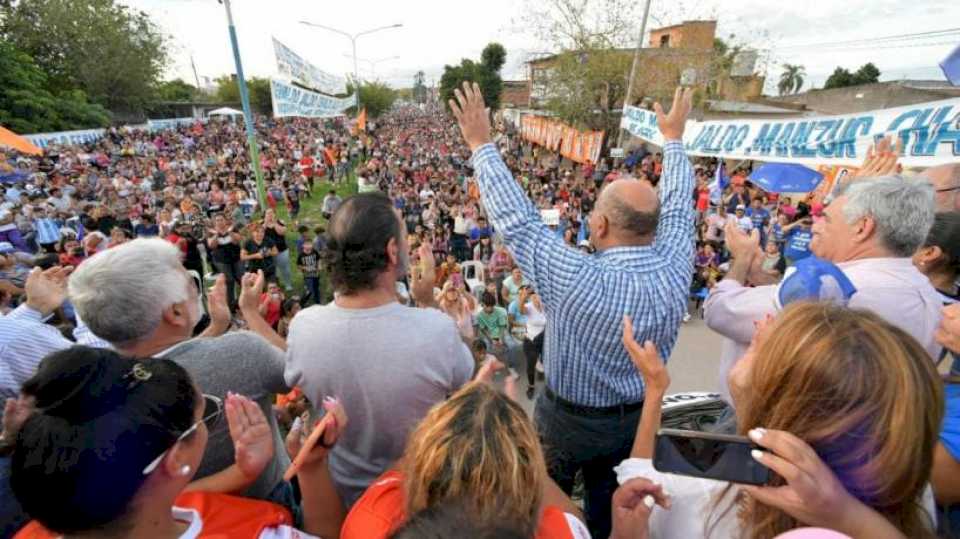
[0,79,958,539]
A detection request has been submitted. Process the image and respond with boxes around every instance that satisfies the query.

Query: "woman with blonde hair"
[616,302,943,539]
[437,277,476,340]
[340,381,589,539]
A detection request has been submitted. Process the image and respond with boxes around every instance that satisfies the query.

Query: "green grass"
[272,165,360,297]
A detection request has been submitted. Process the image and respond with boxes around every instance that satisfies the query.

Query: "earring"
[180,465,191,476]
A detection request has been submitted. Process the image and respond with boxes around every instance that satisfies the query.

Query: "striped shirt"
[0,304,111,403]
[34,217,61,245]
[471,141,694,406]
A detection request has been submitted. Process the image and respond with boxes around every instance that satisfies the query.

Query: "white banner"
[147,117,197,132]
[25,128,106,149]
[270,79,354,118]
[273,38,346,96]
[620,97,960,167]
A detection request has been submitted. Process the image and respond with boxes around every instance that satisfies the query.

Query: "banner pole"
[221,0,267,209]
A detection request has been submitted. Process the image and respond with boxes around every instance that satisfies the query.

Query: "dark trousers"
[213,260,244,312]
[534,392,641,539]
[523,332,545,386]
[303,276,322,306]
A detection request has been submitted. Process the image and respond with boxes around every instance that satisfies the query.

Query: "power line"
[770,27,960,51]
[777,41,958,55]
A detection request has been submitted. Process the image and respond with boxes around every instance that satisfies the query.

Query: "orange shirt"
[341,470,579,539]
[16,491,292,539]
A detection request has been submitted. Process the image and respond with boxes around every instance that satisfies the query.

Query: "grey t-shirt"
[160,331,290,501]
[285,301,473,507]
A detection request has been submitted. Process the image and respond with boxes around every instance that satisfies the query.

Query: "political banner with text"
[620,97,960,167]
[270,79,354,119]
[272,38,347,96]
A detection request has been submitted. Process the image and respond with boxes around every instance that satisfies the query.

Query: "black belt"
[544,387,643,417]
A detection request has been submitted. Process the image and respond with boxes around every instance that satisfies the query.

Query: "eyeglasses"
[142,394,223,475]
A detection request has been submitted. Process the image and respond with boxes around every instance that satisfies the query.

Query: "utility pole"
[190,54,202,90]
[617,0,653,149]
[219,0,266,206]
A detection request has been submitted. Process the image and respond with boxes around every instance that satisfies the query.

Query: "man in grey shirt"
[286,192,473,506]
[65,239,292,504]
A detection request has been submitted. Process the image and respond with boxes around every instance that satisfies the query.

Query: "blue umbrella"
[748,163,824,193]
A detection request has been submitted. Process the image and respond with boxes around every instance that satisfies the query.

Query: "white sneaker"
[682,313,692,323]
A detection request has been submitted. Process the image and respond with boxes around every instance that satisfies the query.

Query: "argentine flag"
[708,158,729,205]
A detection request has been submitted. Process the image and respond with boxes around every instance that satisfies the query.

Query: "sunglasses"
[142,394,223,475]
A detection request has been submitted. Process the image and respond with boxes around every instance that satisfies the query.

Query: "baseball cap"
[775,256,857,309]
[577,239,591,248]
[736,204,746,211]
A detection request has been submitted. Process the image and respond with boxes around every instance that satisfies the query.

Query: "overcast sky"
[124,0,959,94]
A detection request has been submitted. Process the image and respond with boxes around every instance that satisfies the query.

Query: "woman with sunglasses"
[6,346,347,539]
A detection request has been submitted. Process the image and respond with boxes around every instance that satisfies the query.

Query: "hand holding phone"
[283,397,347,481]
[653,428,770,485]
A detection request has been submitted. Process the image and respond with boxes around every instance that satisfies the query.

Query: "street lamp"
[617,0,653,150]
[342,54,400,79]
[300,21,403,112]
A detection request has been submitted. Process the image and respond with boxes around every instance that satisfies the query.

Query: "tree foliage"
[346,80,397,118]
[213,76,272,115]
[1,0,169,116]
[777,64,805,95]
[440,43,505,112]
[824,62,881,89]
[0,38,110,133]
[156,79,200,102]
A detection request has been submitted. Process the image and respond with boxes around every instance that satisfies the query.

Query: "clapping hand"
[410,243,438,308]
[1,395,35,445]
[724,220,761,261]
[654,87,694,141]
[206,274,231,330]
[622,316,670,395]
[225,392,274,480]
[239,270,265,314]
[449,82,493,152]
[854,135,902,178]
[25,265,73,316]
[936,303,960,355]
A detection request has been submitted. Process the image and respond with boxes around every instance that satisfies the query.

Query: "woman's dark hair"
[923,211,960,275]
[321,192,402,294]
[11,346,197,535]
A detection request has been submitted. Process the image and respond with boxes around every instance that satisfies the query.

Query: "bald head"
[924,163,960,211]
[595,179,661,246]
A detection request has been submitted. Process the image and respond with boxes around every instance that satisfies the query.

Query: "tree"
[440,43,505,112]
[823,63,881,89]
[345,81,397,118]
[853,62,880,85]
[412,71,428,104]
[0,38,110,133]
[1,0,169,116]
[824,67,855,89]
[156,79,199,102]
[777,64,805,95]
[213,76,272,114]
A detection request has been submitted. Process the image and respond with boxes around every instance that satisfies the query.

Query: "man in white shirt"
[705,175,942,403]
[733,204,753,232]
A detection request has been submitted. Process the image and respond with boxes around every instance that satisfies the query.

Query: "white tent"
[207,107,244,117]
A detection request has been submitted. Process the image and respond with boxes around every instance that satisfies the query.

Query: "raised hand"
[448,82,492,152]
[622,316,670,395]
[854,135,902,178]
[936,303,960,354]
[410,242,438,308]
[25,265,73,316]
[239,270,265,314]
[724,220,761,260]
[225,392,274,480]
[206,274,231,329]
[654,87,694,141]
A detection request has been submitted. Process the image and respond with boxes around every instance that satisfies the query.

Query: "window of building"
[659,34,670,48]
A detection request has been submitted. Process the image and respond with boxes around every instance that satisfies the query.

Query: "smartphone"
[653,428,770,485]
[283,411,337,481]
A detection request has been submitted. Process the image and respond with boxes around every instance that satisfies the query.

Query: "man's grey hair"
[838,175,934,257]
[68,238,191,346]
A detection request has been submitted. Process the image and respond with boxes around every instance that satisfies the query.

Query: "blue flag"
[941,42,960,86]
[708,159,728,205]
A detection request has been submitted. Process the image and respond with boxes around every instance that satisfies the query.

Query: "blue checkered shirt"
[471,141,694,406]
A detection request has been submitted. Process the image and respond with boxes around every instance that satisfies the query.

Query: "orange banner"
[520,115,603,164]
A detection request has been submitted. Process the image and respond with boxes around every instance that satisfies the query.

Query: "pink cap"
[774,528,851,539]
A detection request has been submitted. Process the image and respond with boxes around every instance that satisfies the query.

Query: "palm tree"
[778,64,806,95]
